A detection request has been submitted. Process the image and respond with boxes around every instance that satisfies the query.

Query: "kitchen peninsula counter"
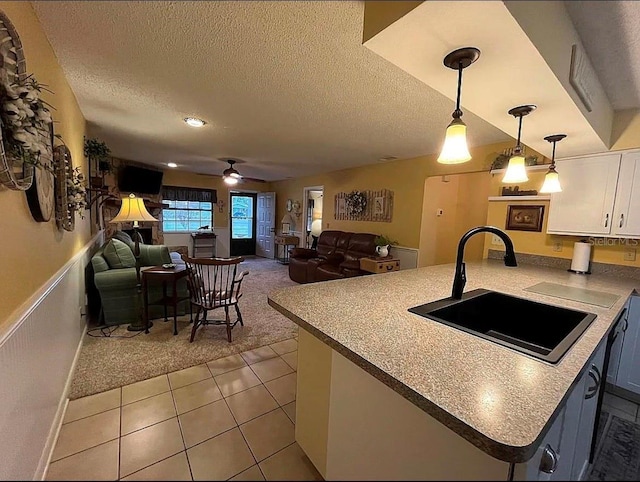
[268,259,638,473]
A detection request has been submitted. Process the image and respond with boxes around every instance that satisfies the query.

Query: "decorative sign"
[335,189,393,222]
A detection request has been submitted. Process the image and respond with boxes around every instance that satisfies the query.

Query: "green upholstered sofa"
[91,232,190,326]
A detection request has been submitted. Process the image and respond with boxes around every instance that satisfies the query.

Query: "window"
[162,186,217,233]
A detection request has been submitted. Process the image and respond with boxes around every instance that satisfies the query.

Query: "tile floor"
[602,390,640,423]
[46,337,322,481]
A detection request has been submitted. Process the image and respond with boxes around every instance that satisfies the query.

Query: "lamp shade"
[502,155,528,183]
[310,219,322,236]
[539,170,562,193]
[437,118,471,164]
[224,176,238,185]
[109,193,158,224]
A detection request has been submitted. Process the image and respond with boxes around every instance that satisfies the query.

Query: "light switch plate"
[624,247,637,261]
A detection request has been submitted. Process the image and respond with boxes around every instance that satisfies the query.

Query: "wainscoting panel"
[390,246,419,270]
[0,234,101,480]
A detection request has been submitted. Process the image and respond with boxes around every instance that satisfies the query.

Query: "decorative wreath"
[345,190,367,216]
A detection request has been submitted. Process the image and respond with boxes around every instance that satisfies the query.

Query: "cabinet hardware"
[605,213,609,228]
[586,370,599,399]
[540,444,558,473]
[620,213,625,228]
[592,364,602,385]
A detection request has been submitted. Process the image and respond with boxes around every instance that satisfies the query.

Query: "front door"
[230,193,257,256]
[256,192,276,258]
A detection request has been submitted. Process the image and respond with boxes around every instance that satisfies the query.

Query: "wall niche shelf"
[488,195,551,202]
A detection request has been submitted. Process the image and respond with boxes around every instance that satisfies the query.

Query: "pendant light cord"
[551,141,557,167]
[453,61,463,119]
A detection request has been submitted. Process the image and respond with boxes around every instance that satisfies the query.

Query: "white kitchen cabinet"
[611,152,640,238]
[614,295,640,395]
[547,153,621,236]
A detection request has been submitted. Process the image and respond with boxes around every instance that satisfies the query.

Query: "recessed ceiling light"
[184,117,206,127]
[167,162,178,168]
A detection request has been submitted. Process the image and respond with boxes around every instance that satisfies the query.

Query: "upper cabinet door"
[547,154,621,235]
[612,152,640,238]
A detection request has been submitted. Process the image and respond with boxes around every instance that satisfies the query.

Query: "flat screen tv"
[118,165,164,195]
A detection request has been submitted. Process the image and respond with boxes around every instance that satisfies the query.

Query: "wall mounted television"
[118,165,164,195]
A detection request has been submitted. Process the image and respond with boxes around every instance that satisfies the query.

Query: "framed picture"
[374,196,384,215]
[506,205,545,232]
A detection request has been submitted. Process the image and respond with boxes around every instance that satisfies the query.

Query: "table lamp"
[110,193,158,331]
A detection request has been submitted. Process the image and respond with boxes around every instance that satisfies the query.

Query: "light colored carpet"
[69,257,298,399]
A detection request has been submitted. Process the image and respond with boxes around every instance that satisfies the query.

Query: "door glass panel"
[232,196,254,239]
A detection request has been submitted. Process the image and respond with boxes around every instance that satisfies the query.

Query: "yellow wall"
[0,2,88,328]
[483,170,640,268]
[612,108,640,151]
[162,170,273,229]
[271,141,517,249]
[420,171,491,267]
[362,1,423,43]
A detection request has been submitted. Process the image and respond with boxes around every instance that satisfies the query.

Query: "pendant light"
[539,134,566,193]
[502,105,536,183]
[437,47,481,164]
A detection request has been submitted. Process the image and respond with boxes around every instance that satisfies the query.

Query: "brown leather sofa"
[288,230,378,283]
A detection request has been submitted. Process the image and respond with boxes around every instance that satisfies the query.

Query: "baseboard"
[37,316,86,480]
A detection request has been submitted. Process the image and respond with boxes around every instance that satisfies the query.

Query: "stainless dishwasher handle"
[540,444,558,474]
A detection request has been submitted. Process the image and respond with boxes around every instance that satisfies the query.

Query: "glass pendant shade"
[437,118,471,164]
[539,169,562,193]
[224,176,238,185]
[502,154,528,183]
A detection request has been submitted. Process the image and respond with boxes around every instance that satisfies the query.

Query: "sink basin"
[408,289,597,363]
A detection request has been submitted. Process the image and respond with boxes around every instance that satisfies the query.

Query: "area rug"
[588,413,640,481]
[68,257,298,399]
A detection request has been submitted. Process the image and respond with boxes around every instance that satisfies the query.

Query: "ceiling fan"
[198,159,267,184]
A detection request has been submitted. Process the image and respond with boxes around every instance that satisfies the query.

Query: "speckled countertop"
[268,260,639,463]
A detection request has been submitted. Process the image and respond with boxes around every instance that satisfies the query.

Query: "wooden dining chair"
[181,254,249,342]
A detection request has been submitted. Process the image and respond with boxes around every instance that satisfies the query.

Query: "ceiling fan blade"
[241,176,267,183]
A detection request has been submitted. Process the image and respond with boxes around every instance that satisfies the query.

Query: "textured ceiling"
[32,1,509,181]
[565,0,640,110]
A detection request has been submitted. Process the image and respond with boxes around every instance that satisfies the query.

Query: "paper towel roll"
[570,241,591,273]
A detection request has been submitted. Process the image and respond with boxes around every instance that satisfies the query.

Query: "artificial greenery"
[375,234,397,247]
[0,74,54,168]
[84,136,111,172]
[345,190,367,216]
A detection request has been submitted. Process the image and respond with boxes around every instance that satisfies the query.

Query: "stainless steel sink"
[408,289,597,363]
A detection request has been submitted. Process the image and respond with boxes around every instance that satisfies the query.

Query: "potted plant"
[84,137,111,186]
[374,234,397,257]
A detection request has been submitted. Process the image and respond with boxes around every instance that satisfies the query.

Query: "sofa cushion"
[316,230,341,257]
[113,230,137,250]
[103,238,137,269]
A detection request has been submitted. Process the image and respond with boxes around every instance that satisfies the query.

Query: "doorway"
[230,192,257,256]
[302,186,324,248]
[256,192,276,258]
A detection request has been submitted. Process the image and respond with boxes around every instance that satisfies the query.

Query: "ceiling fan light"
[224,176,238,185]
[539,169,562,193]
[502,154,529,183]
[437,118,471,164]
[230,171,241,179]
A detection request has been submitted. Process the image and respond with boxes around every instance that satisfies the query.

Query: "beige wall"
[162,170,273,229]
[271,141,516,249]
[483,170,640,268]
[0,2,88,328]
[612,108,640,151]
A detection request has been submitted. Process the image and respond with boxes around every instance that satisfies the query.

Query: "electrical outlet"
[624,247,637,261]
[436,208,444,217]
[491,235,504,246]
[553,241,563,252]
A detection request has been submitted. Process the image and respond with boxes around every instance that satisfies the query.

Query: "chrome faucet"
[452,226,517,300]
